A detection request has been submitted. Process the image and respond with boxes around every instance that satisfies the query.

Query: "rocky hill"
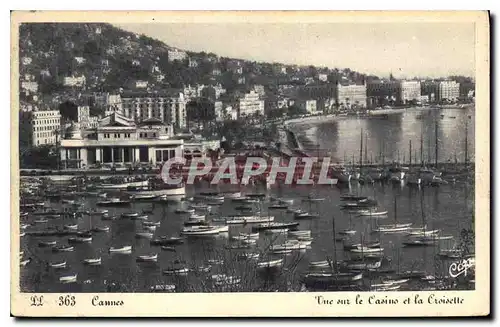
[19,23,372,100]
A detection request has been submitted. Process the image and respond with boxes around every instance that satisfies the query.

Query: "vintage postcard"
[11,11,489,317]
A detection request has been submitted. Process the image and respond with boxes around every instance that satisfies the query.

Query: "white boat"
[224,192,242,199]
[68,236,92,243]
[289,230,311,237]
[135,232,154,239]
[303,271,363,283]
[219,215,274,225]
[20,258,31,266]
[109,245,132,254]
[344,259,382,270]
[349,247,384,258]
[382,278,409,285]
[131,194,159,201]
[294,211,320,219]
[59,274,77,283]
[97,179,149,190]
[163,267,189,275]
[151,284,176,292]
[49,261,66,269]
[407,229,440,236]
[92,226,110,232]
[374,223,413,233]
[256,258,284,269]
[20,224,30,229]
[189,213,206,220]
[181,226,220,236]
[64,224,79,230]
[137,254,158,262]
[358,211,388,217]
[53,245,74,252]
[83,258,102,265]
[231,196,251,202]
[264,228,289,234]
[275,197,294,205]
[34,218,48,224]
[131,214,148,221]
[239,232,259,239]
[38,240,57,247]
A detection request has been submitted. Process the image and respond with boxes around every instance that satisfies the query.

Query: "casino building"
[59,112,184,169]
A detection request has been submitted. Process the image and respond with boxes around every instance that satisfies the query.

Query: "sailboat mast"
[465,118,469,165]
[409,140,412,166]
[332,215,337,271]
[359,128,363,167]
[364,133,368,167]
[434,120,438,168]
[420,128,424,165]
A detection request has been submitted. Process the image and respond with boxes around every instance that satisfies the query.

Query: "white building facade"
[59,113,183,169]
[20,110,62,147]
[237,91,265,118]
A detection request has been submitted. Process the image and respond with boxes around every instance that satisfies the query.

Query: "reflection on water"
[297,108,475,165]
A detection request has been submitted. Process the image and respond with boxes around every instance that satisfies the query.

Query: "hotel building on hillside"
[120,91,187,129]
[20,110,62,147]
[59,113,184,169]
[236,91,265,118]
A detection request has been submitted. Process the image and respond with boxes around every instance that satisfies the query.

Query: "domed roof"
[65,123,82,139]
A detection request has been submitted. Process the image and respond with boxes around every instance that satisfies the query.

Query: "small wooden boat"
[343,242,380,251]
[20,223,30,229]
[189,203,211,210]
[212,274,241,286]
[49,261,66,269]
[161,246,176,252]
[136,254,158,262]
[109,245,132,254]
[135,232,154,239]
[64,224,79,230]
[264,228,289,234]
[235,205,254,211]
[150,284,176,292]
[406,229,440,237]
[34,218,48,224]
[121,212,139,219]
[302,271,363,284]
[68,236,92,243]
[256,258,284,269]
[52,244,74,252]
[59,274,77,283]
[344,258,382,270]
[38,240,57,247]
[92,226,110,232]
[382,278,409,285]
[83,257,102,265]
[358,211,388,217]
[289,230,311,237]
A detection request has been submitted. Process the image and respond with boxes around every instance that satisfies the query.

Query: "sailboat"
[338,212,356,236]
[301,215,363,289]
[373,196,412,233]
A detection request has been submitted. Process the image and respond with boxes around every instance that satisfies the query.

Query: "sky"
[116,22,475,79]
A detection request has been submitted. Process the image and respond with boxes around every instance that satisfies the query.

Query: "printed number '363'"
[58,295,76,306]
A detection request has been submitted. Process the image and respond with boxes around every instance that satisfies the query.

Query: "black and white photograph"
[11,11,489,317]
